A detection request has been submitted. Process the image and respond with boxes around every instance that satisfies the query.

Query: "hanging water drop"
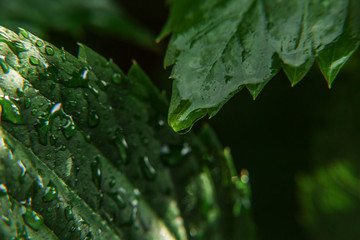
[23,209,44,230]
[140,156,157,181]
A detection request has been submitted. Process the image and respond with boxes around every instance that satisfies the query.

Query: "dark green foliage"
[160,0,360,132]
[0,0,156,49]
[0,27,253,239]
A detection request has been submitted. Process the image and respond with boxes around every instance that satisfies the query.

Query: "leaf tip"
[132,59,138,65]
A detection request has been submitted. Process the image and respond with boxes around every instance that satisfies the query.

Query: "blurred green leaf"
[297,161,360,240]
[0,26,255,239]
[0,0,156,50]
[159,0,360,133]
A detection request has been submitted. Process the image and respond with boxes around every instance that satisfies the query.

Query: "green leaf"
[0,0,156,50]
[160,0,360,132]
[297,161,360,240]
[0,26,255,239]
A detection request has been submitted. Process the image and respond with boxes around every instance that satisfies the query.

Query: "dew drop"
[62,116,77,139]
[35,40,43,47]
[17,160,27,184]
[140,156,157,181]
[60,48,67,61]
[0,55,10,74]
[24,98,31,109]
[158,119,165,127]
[108,191,126,209]
[29,56,40,66]
[43,181,58,202]
[0,184,8,197]
[91,156,102,189]
[34,117,50,145]
[23,209,43,230]
[64,206,74,221]
[16,88,24,97]
[133,188,140,197]
[96,79,109,90]
[45,46,54,56]
[49,134,56,145]
[0,96,24,124]
[18,28,29,39]
[108,176,116,188]
[112,73,122,84]
[88,84,99,97]
[88,111,100,127]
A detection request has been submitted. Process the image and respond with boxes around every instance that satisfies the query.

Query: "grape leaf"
[0,26,254,239]
[159,0,360,132]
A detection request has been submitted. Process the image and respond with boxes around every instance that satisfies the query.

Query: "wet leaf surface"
[0,26,254,240]
[160,0,360,132]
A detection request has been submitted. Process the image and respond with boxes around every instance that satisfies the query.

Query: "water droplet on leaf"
[0,55,10,74]
[35,40,43,47]
[112,73,122,84]
[23,209,43,230]
[29,56,40,66]
[43,181,58,202]
[88,111,100,127]
[45,46,54,56]
[91,156,102,188]
[108,191,126,209]
[140,156,157,181]
[17,161,27,184]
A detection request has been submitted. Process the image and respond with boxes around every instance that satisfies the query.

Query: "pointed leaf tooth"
[317,35,359,89]
[246,80,270,100]
[282,58,314,87]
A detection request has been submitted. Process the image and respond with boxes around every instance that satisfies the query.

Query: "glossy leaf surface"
[160,0,360,132]
[0,27,254,240]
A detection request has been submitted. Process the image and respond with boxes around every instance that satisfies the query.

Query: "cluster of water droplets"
[34,102,77,145]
